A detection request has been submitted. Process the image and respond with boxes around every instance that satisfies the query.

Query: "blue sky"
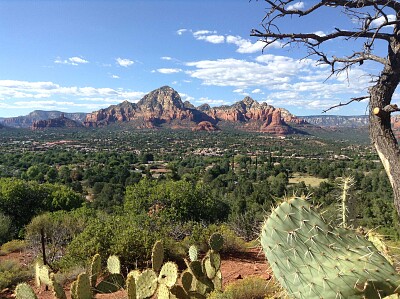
[0,0,395,117]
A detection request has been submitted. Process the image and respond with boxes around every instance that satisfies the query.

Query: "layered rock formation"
[83,86,304,134]
[260,110,294,135]
[32,114,83,130]
[192,121,220,132]
[84,86,196,128]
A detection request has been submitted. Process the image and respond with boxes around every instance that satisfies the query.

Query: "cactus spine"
[261,196,400,299]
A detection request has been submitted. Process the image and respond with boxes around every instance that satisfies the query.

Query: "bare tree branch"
[322,96,370,113]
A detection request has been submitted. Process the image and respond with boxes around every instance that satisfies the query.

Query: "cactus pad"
[95,273,125,293]
[189,260,203,279]
[261,197,400,299]
[158,283,171,299]
[203,256,216,279]
[152,240,164,272]
[75,273,92,299]
[107,255,121,274]
[136,269,158,299]
[209,233,223,252]
[170,285,189,299]
[50,273,66,299]
[70,280,77,299]
[181,270,193,292]
[188,245,198,262]
[159,261,179,287]
[14,283,38,299]
[126,271,137,299]
[89,253,101,286]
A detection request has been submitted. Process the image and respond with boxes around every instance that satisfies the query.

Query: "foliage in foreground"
[261,196,400,299]
[208,276,279,299]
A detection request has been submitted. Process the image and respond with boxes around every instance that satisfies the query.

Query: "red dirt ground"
[1,247,272,299]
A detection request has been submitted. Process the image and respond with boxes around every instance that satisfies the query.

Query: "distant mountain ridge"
[300,115,369,128]
[32,114,83,130]
[83,86,305,134]
[0,110,86,128]
[2,86,396,133]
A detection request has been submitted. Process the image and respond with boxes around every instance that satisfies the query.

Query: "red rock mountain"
[83,86,304,134]
[192,121,220,132]
[32,114,83,130]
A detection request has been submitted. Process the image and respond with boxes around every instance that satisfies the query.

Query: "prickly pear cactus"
[50,273,66,299]
[74,273,92,299]
[188,245,198,262]
[126,271,137,299]
[261,196,400,299]
[152,240,164,273]
[157,283,171,299]
[95,273,125,293]
[89,253,101,286]
[158,261,179,287]
[136,269,158,299]
[209,233,223,252]
[107,255,120,274]
[70,280,77,299]
[34,261,52,287]
[14,283,38,299]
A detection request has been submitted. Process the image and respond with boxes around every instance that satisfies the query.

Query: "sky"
[0,0,397,118]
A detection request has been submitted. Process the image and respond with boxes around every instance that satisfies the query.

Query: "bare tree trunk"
[369,38,400,218]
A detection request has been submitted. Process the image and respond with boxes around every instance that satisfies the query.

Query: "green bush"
[59,213,176,270]
[0,260,31,290]
[182,223,246,254]
[0,240,26,255]
[208,276,279,299]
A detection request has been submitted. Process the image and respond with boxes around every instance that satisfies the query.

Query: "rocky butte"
[83,86,305,134]
[32,114,83,130]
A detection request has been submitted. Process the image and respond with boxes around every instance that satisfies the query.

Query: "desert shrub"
[0,240,26,255]
[0,212,13,244]
[0,260,31,290]
[208,276,279,299]
[25,210,87,265]
[59,213,176,270]
[183,223,246,254]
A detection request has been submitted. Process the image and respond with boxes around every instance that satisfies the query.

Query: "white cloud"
[226,35,271,53]
[116,57,134,67]
[156,68,182,74]
[0,80,145,112]
[370,15,396,28]
[54,56,89,66]
[185,54,372,111]
[69,57,89,64]
[196,35,225,44]
[111,75,120,79]
[161,56,172,60]
[193,30,217,36]
[196,97,229,106]
[176,29,188,35]
[252,88,262,94]
[287,2,304,11]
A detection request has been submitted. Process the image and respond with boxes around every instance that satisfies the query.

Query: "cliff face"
[32,114,83,129]
[260,110,294,135]
[82,86,304,134]
[84,86,195,127]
